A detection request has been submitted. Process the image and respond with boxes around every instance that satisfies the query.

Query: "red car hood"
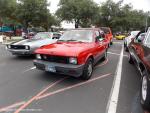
[35,42,93,57]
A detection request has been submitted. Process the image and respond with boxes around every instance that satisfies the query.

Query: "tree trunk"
[24,21,29,33]
[45,25,49,32]
[75,19,79,28]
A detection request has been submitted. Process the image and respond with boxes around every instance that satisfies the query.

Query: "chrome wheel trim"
[142,76,147,101]
[87,62,93,77]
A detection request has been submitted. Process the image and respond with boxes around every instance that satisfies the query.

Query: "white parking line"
[113,42,123,44]
[106,45,124,113]
[22,66,36,73]
[108,52,120,56]
[108,51,128,57]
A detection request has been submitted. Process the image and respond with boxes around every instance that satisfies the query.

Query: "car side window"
[95,30,105,42]
[52,34,61,39]
[95,31,100,37]
[95,31,100,42]
[134,33,145,43]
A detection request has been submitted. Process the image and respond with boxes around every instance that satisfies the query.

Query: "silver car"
[6,32,61,56]
[124,31,140,51]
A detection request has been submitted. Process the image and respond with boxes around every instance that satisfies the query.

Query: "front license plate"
[46,65,56,72]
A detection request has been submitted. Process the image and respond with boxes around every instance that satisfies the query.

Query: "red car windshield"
[58,30,93,42]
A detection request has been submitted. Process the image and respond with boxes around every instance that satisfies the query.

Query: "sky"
[48,0,150,28]
[48,0,150,13]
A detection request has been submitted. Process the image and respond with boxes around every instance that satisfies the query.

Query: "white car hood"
[13,38,57,47]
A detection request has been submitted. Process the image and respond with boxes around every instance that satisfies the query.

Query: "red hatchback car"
[34,28,108,80]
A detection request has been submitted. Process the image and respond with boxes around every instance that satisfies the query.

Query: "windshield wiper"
[58,39,77,42]
[58,39,84,42]
[66,39,78,42]
[57,40,67,42]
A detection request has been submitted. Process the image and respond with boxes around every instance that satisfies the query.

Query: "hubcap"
[87,62,92,76]
[142,76,147,101]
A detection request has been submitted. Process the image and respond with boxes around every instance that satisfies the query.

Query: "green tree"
[15,0,49,30]
[94,0,149,32]
[0,0,60,32]
[94,0,123,31]
[56,0,99,28]
[0,0,19,23]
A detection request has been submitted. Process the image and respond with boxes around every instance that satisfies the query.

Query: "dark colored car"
[128,29,150,111]
[34,28,108,80]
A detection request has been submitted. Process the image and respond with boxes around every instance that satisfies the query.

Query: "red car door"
[130,32,146,65]
[134,33,146,59]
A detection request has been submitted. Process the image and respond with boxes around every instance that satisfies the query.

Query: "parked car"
[128,29,149,111]
[34,28,108,80]
[22,31,36,39]
[6,32,61,56]
[100,27,113,46]
[124,31,140,51]
[115,33,126,40]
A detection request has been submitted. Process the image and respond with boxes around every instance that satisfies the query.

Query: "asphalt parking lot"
[0,40,145,113]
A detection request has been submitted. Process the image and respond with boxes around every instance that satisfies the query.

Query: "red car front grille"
[41,55,69,64]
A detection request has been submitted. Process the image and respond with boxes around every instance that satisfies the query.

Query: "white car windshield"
[58,30,93,42]
[130,31,140,37]
[33,33,51,39]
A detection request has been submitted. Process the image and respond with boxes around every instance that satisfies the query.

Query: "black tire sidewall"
[140,71,150,111]
[82,58,93,80]
[128,53,133,64]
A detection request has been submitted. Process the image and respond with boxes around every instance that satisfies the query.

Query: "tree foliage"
[56,0,99,28]
[0,0,149,32]
[94,0,150,32]
[0,0,60,31]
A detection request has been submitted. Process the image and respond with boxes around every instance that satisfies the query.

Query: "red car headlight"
[69,57,77,64]
[36,54,42,60]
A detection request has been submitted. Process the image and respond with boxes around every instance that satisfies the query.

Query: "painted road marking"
[37,73,112,100]
[0,73,111,113]
[0,101,25,112]
[106,45,124,113]
[109,49,121,52]
[108,52,120,56]
[0,56,110,112]
[14,77,67,113]
[113,41,123,44]
[108,51,128,57]
[22,66,36,73]
[113,42,123,44]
